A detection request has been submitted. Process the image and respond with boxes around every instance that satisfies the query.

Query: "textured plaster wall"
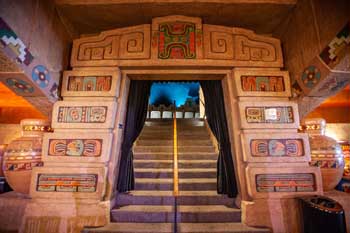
[0,0,72,77]
[0,124,21,144]
[274,0,350,83]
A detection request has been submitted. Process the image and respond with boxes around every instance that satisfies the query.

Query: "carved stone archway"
[22,16,323,233]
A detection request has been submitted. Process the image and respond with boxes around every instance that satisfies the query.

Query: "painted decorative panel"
[239,101,299,129]
[36,174,98,192]
[233,69,291,97]
[256,173,316,192]
[30,167,106,199]
[319,23,350,70]
[52,101,117,129]
[246,166,322,199]
[61,69,121,97]
[57,106,107,123]
[0,73,45,97]
[241,133,310,163]
[42,132,113,163]
[71,24,151,66]
[245,107,293,123]
[0,17,34,66]
[158,22,196,59]
[152,16,203,60]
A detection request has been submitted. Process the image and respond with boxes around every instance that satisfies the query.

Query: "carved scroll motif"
[235,35,278,62]
[203,25,234,59]
[72,25,151,65]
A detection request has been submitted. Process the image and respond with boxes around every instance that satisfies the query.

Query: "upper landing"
[71,15,283,68]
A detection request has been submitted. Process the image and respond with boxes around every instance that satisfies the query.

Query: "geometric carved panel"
[51,101,117,129]
[241,133,311,163]
[245,166,322,199]
[239,101,299,129]
[30,166,106,200]
[233,68,291,97]
[42,131,113,164]
[61,68,121,98]
[71,24,151,67]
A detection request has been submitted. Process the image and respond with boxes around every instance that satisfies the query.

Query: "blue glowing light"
[149,82,200,107]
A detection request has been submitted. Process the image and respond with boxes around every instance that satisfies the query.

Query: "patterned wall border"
[51,101,117,129]
[245,166,322,199]
[233,69,291,97]
[61,68,121,98]
[238,101,300,129]
[30,166,106,200]
[241,133,311,163]
[42,132,113,164]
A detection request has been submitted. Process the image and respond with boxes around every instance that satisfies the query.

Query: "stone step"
[115,190,233,206]
[134,168,216,179]
[83,223,270,233]
[179,178,217,191]
[134,160,173,169]
[178,160,217,168]
[111,205,240,223]
[135,139,213,146]
[116,191,175,206]
[177,205,241,223]
[111,205,175,223]
[135,178,173,190]
[139,134,210,140]
[134,152,217,160]
[134,146,216,154]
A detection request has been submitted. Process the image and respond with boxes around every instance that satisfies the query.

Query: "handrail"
[173,101,179,196]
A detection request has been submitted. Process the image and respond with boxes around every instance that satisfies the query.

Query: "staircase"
[83,119,270,233]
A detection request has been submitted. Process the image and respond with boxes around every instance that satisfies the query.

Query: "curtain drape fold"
[199,80,238,198]
[117,80,152,192]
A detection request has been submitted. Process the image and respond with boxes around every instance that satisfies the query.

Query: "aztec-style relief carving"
[246,166,322,199]
[250,139,304,157]
[61,69,121,97]
[71,16,283,67]
[245,106,294,124]
[203,25,283,65]
[233,69,291,97]
[241,133,311,163]
[51,101,117,129]
[71,24,151,65]
[36,174,98,192]
[239,101,299,129]
[57,106,108,123]
[48,139,103,157]
[256,173,316,193]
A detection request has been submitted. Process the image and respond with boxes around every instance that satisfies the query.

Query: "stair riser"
[134,147,216,153]
[177,212,241,223]
[111,212,175,223]
[139,135,210,140]
[134,153,217,160]
[177,196,233,205]
[136,140,213,146]
[179,183,216,191]
[178,163,216,169]
[116,195,175,206]
[135,183,173,190]
[134,163,172,169]
[135,171,173,178]
[179,172,216,179]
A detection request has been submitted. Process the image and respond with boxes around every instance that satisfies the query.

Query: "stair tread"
[83,223,269,233]
[135,178,216,183]
[119,190,227,197]
[113,205,173,212]
[83,223,173,233]
[178,223,270,233]
[134,160,173,163]
[135,168,216,172]
[113,205,238,213]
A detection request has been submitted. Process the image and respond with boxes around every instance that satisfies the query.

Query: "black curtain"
[117,80,152,192]
[200,80,238,198]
